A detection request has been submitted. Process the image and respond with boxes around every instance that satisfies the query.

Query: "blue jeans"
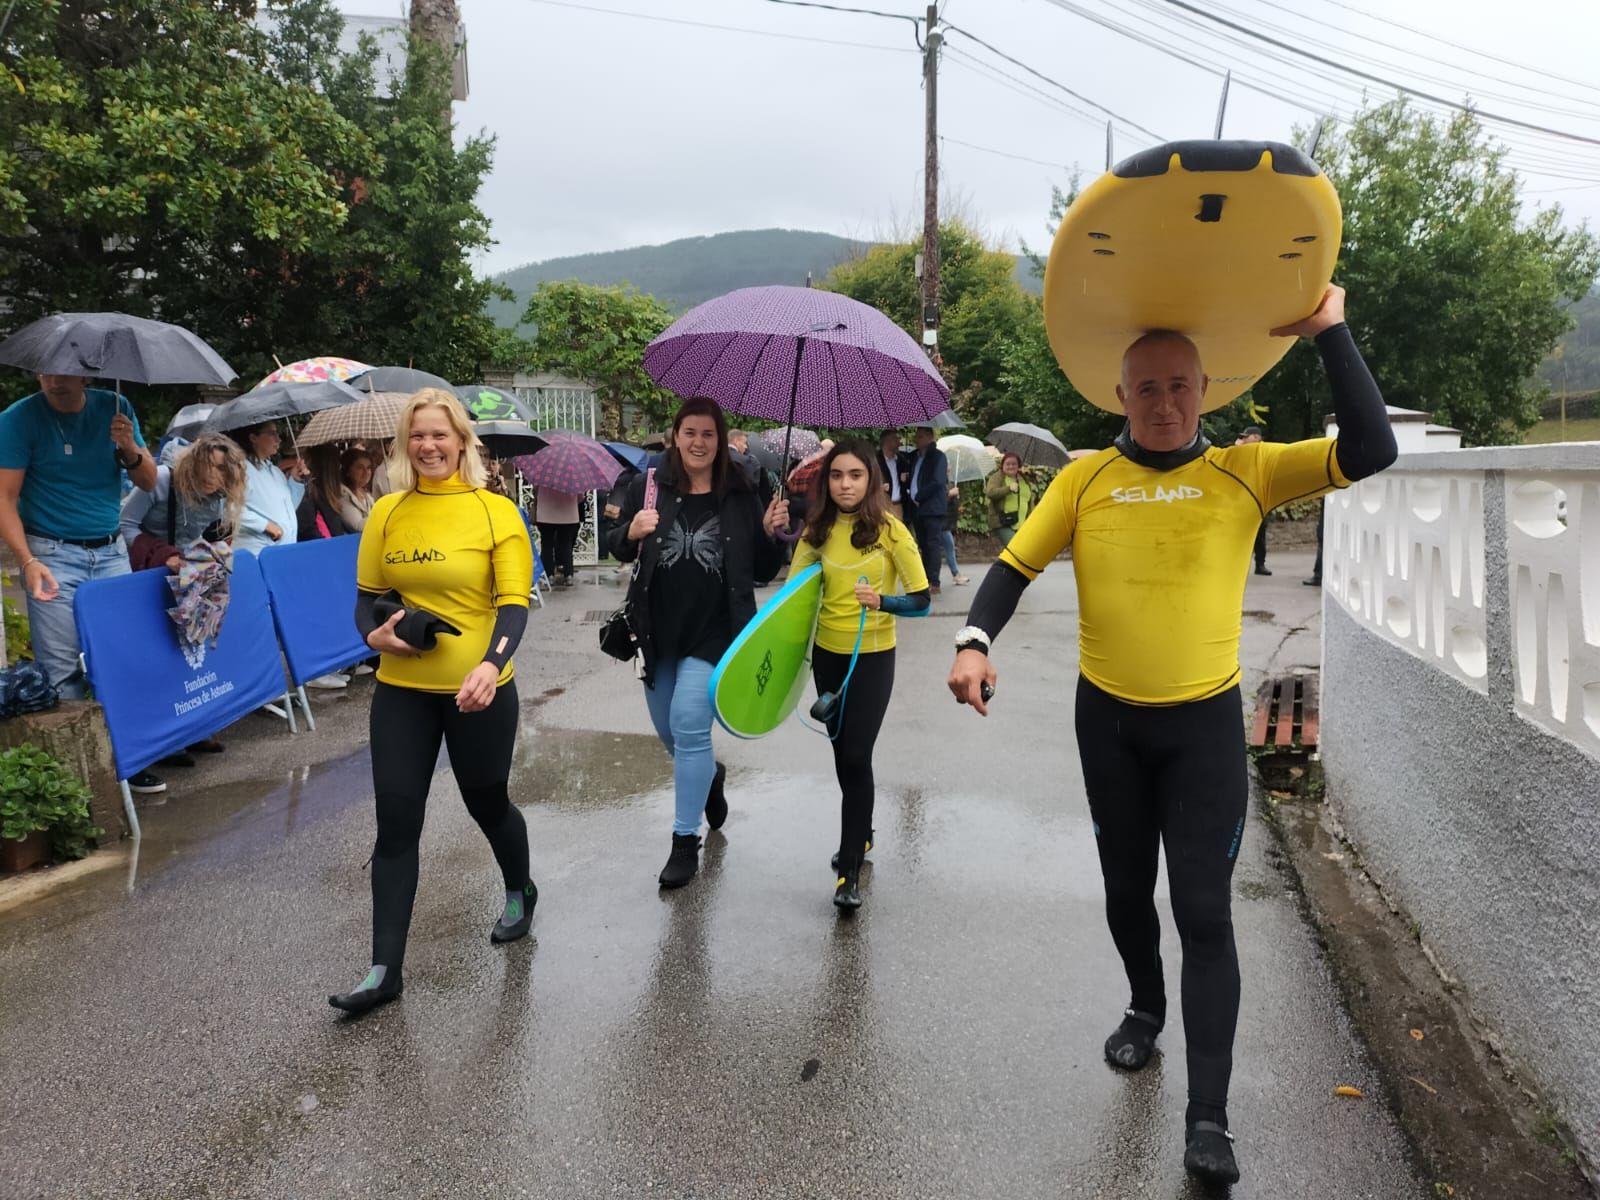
[643,656,717,836]
[941,528,961,577]
[23,533,131,700]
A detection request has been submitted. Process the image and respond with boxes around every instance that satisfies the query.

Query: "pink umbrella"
[514,436,623,493]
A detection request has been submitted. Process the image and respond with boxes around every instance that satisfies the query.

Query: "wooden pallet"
[1250,672,1319,750]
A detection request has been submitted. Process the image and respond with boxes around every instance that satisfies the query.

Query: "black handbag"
[598,600,638,662]
[997,508,1019,528]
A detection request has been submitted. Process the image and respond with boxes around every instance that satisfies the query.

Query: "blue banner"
[258,537,368,687]
[75,553,288,781]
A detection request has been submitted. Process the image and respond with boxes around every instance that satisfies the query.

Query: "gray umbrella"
[357,365,452,394]
[200,378,367,433]
[912,409,966,431]
[0,312,235,385]
[987,421,1071,468]
[166,403,217,440]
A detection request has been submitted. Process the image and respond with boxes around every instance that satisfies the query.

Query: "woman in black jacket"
[607,397,788,888]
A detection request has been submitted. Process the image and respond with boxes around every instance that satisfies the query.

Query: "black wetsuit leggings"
[1074,675,1248,1114]
[812,646,895,869]
[369,680,528,972]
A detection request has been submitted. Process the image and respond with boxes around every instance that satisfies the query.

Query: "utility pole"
[921,4,941,353]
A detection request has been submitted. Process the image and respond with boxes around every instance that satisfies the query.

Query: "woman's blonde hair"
[172,434,248,536]
[387,388,488,491]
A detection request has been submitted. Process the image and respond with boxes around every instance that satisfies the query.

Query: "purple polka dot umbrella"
[643,285,950,483]
[512,434,624,494]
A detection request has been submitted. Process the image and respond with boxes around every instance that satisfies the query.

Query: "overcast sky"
[339,0,1600,277]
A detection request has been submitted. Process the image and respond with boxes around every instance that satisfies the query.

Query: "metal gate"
[514,379,602,567]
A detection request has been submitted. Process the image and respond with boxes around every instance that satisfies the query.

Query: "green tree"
[1255,102,1600,446]
[995,299,1122,449]
[521,281,676,437]
[0,1,519,419]
[822,221,1033,427]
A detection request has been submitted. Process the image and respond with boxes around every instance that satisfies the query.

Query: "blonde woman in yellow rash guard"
[329,390,535,1016]
[790,440,929,912]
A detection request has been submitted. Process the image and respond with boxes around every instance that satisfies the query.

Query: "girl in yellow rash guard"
[329,390,534,1017]
[789,440,929,911]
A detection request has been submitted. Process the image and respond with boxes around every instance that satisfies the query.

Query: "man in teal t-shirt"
[0,375,160,784]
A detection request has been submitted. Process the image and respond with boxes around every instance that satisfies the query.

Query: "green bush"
[0,744,101,861]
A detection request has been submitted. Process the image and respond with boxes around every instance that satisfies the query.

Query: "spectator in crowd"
[0,372,163,792]
[941,481,971,585]
[906,425,950,594]
[120,433,248,766]
[986,452,1033,549]
[535,484,581,588]
[229,422,299,557]
[296,444,351,542]
[338,447,378,531]
[878,429,909,520]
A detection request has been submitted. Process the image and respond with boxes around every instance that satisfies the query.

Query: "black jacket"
[908,446,949,519]
[606,461,783,686]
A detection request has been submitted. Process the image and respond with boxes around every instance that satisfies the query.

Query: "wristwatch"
[954,625,991,654]
[117,448,142,470]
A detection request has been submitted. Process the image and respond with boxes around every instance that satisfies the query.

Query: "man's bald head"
[1120,330,1202,384]
[1116,330,1208,452]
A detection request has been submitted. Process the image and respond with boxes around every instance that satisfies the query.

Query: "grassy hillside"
[1538,288,1600,395]
[489,228,1042,327]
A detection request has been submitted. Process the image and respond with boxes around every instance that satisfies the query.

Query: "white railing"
[1324,442,1600,758]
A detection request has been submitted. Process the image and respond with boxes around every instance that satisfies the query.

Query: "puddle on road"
[507,728,671,812]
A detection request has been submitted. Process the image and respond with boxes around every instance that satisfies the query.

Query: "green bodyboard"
[709,563,822,738]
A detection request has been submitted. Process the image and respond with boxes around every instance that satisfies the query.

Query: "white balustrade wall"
[1318,440,1600,1174]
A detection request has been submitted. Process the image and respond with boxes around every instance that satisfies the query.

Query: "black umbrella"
[455,384,534,422]
[0,312,235,385]
[473,419,547,457]
[200,378,367,433]
[357,365,452,394]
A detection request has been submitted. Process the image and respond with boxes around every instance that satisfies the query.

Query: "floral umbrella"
[260,356,370,386]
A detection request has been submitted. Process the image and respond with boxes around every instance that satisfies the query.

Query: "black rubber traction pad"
[1113,139,1320,179]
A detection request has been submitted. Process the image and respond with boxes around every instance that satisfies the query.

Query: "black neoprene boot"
[329,966,403,1016]
[704,762,728,831]
[491,881,538,943]
[831,830,873,872]
[1184,1120,1240,1184]
[1103,1008,1163,1070]
[659,833,701,889]
[833,858,863,912]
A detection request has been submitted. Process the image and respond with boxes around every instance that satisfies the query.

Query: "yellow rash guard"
[788,512,928,655]
[356,475,533,693]
[1000,438,1348,704]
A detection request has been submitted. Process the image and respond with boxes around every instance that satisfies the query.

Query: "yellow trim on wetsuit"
[1000,438,1349,705]
[356,474,533,693]
[789,512,928,655]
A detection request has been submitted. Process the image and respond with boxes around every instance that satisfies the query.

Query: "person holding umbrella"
[0,373,161,793]
[534,485,581,588]
[331,389,536,1016]
[607,397,789,889]
[947,286,1396,1185]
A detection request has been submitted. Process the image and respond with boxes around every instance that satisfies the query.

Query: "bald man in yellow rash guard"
[947,285,1397,1186]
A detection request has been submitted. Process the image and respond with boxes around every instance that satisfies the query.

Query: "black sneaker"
[1303,576,1322,587]
[1184,1121,1239,1184]
[704,761,728,831]
[1254,565,1272,576]
[833,867,862,912]
[492,881,538,943]
[831,831,874,871]
[127,770,167,794]
[328,967,403,1016]
[659,833,701,889]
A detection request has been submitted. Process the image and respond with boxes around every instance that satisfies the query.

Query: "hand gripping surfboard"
[709,563,823,739]
[1044,140,1342,414]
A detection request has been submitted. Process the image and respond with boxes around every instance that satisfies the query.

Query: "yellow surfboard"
[1043,140,1342,414]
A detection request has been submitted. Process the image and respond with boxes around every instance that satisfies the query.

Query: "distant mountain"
[488,228,1041,327]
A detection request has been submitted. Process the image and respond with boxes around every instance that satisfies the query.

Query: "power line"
[759,0,922,32]
[943,45,1142,136]
[941,20,1167,141]
[523,0,915,52]
[942,133,1083,171]
[1148,0,1600,148]
[1317,0,1600,99]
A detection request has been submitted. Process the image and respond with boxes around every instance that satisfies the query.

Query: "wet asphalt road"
[0,551,1431,1199]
